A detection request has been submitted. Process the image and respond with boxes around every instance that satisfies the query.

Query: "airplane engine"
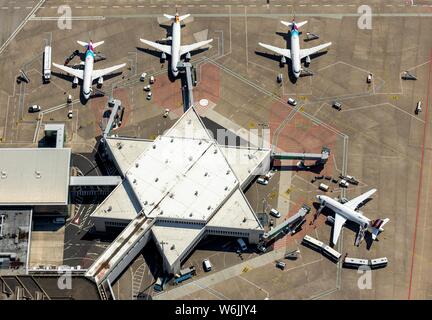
[280,56,286,65]
[305,55,311,66]
[186,52,191,61]
[97,76,104,88]
[161,52,167,60]
[73,77,78,87]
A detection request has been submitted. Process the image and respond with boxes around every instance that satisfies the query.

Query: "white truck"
[43,45,52,82]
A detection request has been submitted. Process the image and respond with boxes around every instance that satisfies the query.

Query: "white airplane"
[316,189,390,245]
[140,13,213,77]
[258,19,332,78]
[53,40,126,100]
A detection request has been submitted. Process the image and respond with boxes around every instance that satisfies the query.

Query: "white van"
[203,259,212,272]
[237,238,247,251]
[288,98,297,106]
[270,208,281,218]
[319,183,329,192]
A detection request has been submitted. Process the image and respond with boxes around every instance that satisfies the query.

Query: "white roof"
[0,148,70,205]
[126,136,238,222]
[152,224,204,268]
[105,137,152,175]
[207,188,262,230]
[91,180,142,221]
[221,146,270,187]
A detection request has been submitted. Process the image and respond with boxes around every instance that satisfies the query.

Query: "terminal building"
[0,148,71,213]
[85,107,271,284]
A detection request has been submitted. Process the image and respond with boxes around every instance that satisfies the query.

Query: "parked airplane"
[316,189,390,245]
[140,13,213,77]
[258,19,331,78]
[53,40,126,100]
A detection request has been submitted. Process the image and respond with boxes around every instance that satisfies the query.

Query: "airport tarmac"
[0,0,432,300]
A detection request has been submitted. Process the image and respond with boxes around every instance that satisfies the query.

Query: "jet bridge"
[101,98,124,140]
[261,204,311,244]
[177,61,195,112]
[85,214,155,286]
[272,146,330,166]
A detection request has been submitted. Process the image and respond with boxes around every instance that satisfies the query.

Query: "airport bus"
[369,257,388,269]
[302,235,324,251]
[322,245,342,262]
[343,257,369,268]
[43,45,51,82]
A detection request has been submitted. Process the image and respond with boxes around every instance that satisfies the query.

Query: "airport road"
[407,49,432,300]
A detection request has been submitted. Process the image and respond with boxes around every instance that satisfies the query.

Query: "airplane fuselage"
[82,48,95,100]
[171,21,181,76]
[318,195,371,228]
[290,29,301,78]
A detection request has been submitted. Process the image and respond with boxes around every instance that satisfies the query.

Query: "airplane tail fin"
[164,13,190,22]
[77,40,104,49]
[370,218,390,240]
[281,20,308,28]
[178,14,191,22]
[163,14,175,20]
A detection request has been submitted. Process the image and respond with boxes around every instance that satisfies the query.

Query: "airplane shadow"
[272,163,324,174]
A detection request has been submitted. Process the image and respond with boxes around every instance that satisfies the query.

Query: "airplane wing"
[332,213,347,245]
[52,63,84,80]
[344,189,377,211]
[258,42,291,59]
[179,39,213,56]
[91,63,126,81]
[299,42,332,60]
[140,39,171,55]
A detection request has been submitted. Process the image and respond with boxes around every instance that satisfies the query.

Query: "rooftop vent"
[152,145,156,149]
[170,138,174,143]
[155,177,159,182]
[108,206,112,212]
[214,149,217,154]
[133,179,137,184]
[135,163,139,168]
[204,172,208,177]
[207,206,211,210]
[1,171,7,179]
[194,191,198,196]
[187,119,192,124]
[171,244,175,250]
[226,170,230,175]
[189,213,193,217]
[243,217,247,223]
[35,171,41,179]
